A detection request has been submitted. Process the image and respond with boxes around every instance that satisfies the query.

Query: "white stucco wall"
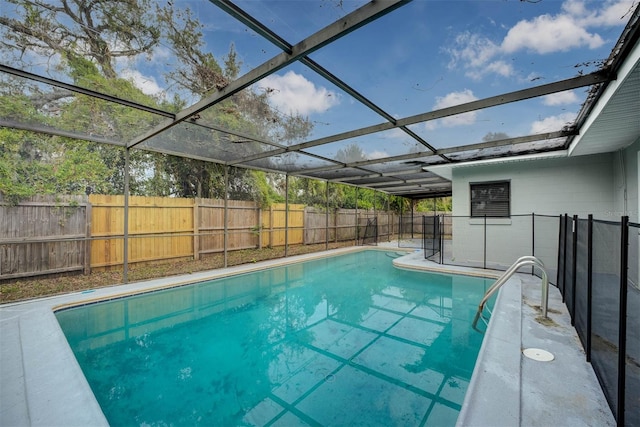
[612,137,639,223]
[452,153,616,219]
[449,153,616,270]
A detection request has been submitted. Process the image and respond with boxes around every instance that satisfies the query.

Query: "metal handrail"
[472,256,549,332]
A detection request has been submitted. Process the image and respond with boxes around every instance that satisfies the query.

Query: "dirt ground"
[0,242,359,304]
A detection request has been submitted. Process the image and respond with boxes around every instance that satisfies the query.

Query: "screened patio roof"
[1,0,639,199]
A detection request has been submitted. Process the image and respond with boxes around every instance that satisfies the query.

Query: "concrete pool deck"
[0,245,615,426]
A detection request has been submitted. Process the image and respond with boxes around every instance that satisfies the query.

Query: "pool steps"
[472,256,549,332]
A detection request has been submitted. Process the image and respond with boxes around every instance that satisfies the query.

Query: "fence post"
[386,195,391,242]
[483,214,487,269]
[617,216,629,426]
[224,167,229,268]
[285,175,289,257]
[432,212,437,256]
[571,214,579,325]
[374,192,378,241]
[123,148,130,284]
[531,213,535,275]
[355,188,359,246]
[258,207,263,249]
[325,181,329,251]
[423,215,427,258]
[193,198,200,261]
[84,201,92,275]
[586,214,593,362]
[438,214,446,265]
[268,205,273,248]
[411,200,414,239]
[562,214,568,301]
[556,214,563,289]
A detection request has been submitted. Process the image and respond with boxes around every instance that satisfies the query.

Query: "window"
[470,181,510,217]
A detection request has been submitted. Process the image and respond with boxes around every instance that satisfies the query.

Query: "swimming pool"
[56,250,494,426]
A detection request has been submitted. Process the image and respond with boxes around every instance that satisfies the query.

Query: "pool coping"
[1,245,614,426]
[391,249,615,426]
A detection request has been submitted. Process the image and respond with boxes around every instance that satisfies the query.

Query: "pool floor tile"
[271,352,341,403]
[371,294,416,313]
[241,397,284,426]
[423,402,459,426]
[294,364,431,426]
[410,304,451,324]
[386,316,444,346]
[269,410,312,427]
[358,308,403,332]
[351,336,445,396]
[438,375,469,404]
[268,343,326,385]
[305,319,378,360]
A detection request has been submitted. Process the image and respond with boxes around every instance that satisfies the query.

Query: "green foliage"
[286,179,398,211]
[415,197,452,212]
[288,177,327,207]
[249,171,284,208]
[51,141,113,194]
[0,126,114,201]
[0,0,312,204]
[335,144,367,163]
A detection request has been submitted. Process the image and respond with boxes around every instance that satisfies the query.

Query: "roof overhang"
[569,38,640,156]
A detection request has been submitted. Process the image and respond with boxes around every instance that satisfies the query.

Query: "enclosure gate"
[361,217,378,246]
[422,214,442,261]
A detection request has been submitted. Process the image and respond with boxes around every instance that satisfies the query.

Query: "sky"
[176,0,636,160]
[2,0,637,163]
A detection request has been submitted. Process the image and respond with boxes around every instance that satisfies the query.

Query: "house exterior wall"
[450,153,616,269]
[452,153,616,219]
[612,137,639,223]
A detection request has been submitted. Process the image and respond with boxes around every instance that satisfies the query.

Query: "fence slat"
[0,195,88,279]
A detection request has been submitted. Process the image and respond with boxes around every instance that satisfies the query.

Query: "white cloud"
[447,32,500,70]
[367,150,389,160]
[568,0,636,26]
[530,112,577,133]
[485,60,515,78]
[501,14,604,54]
[259,71,340,116]
[447,0,634,79]
[381,127,407,139]
[120,69,164,97]
[562,0,589,17]
[542,90,579,106]
[425,90,479,130]
[434,89,478,109]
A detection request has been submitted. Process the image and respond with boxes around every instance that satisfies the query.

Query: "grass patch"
[0,242,355,304]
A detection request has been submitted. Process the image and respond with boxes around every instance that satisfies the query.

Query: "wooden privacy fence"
[261,203,305,248]
[0,195,91,280]
[1,195,403,279]
[89,197,308,269]
[90,195,195,269]
[305,208,399,244]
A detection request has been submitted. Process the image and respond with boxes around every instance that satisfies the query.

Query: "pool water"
[56,250,494,426]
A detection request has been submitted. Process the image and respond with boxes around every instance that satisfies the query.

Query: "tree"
[0,0,313,204]
[335,143,368,164]
[416,197,452,212]
[482,132,510,142]
[0,0,159,79]
[288,177,326,207]
[0,127,114,201]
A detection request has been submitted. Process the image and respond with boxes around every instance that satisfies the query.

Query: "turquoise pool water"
[56,250,494,426]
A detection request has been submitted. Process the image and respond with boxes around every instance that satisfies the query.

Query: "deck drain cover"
[523,348,554,362]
